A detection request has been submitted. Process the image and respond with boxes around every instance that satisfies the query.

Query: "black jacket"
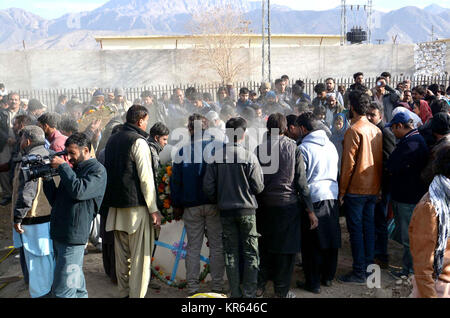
[44,159,107,245]
[386,129,429,204]
[376,120,396,192]
[103,123,148,208]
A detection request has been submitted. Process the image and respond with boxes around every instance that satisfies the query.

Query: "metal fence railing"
[16,75,450,112]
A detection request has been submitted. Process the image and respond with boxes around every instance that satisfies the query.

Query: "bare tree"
[188,2,252,84]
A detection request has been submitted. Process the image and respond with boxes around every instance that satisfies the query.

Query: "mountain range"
[0,0,449,50]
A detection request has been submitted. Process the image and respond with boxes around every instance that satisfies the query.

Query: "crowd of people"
[0,71,449,299]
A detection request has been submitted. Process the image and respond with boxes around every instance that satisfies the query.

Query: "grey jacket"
[203,142,264,213]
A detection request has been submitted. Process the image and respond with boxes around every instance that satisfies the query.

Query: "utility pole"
[341,0,347,46]
[367,0,372,44]
[261,0,271,82]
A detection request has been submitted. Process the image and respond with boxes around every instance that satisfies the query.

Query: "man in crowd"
[366,102,396,268]
[338,90,383,284]
[168,88,190,130]
[43,132,107,297]
[141,90,167,129]
[371,76,401,123]
[37,112,66,153]
[27,99,46,123]
[275,78,290,106]
[54,95,68,115]
[312,83,328,109]
[0,92,26,205]
[112,88,131,114]
[191,93,211,116]
[256,82,271,106]
[297,112,340,294]
[402,90,414,109]
[325,78,344,106]
[344,72,366,108]
[12,125,54,298]
[203,117,264,298]
[324,93,345,128]
[255,113,313,298]
[263,91,288,116]
[421,112,450,187]
[104,105,161,298]
[237,87,252,115]
[171,114,225,296]
[386,112,429,278]
[148,122,169,176]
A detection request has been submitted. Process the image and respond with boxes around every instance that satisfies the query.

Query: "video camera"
[17,150,67,183]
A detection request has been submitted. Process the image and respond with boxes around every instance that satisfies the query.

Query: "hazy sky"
[1,0,449,19]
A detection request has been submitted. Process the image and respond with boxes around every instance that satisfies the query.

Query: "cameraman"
[12,125,54,298]
[43,132,107,298]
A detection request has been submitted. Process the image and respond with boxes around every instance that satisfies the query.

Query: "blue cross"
[154,227,210,285]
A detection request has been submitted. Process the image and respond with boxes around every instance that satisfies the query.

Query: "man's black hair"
[37,112,61,129]
[291,84,304,97]
[314,83,326,94]
[185,87,197,100]
[140,90,153,98]
[57,95,68,103]
[368,101,384,114]
[286,114,298,127]
[226,117,247,142]
[295,80,305,88]
[432,144,450,178]
[275,78,283,86]
[239,87,249,95]
[353,72,364,80]
[294,102,310,114]
[430,99,449,116]
[380,72,391,78]
[220,105,235,118]
[59,117,79,134]
[428,84,440,96]
[241,107,256,122]
[14,115,33,128]
[325,77,335,83]
[281,75,289,81]
[412,86,426,96]
[266,113,287,135]
[28,98,45,112]
[313,105,327,118]
[203,92,213,101]
[192,92,203,102]
[150,122,170,138]
[296,112,316,132]
[348,90,370,116]
[65,132,92,151]
[126,105,149,124]
[188,113,208,132]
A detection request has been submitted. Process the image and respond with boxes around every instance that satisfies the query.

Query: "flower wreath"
[151,163,210,289]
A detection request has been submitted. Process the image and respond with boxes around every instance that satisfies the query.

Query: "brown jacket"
[409,193,450,298]
[339,116,383,197]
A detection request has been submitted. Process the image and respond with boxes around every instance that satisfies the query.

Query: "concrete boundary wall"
[0,44,447,90]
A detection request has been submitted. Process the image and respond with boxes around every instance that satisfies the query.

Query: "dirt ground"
[0,203,413,298]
